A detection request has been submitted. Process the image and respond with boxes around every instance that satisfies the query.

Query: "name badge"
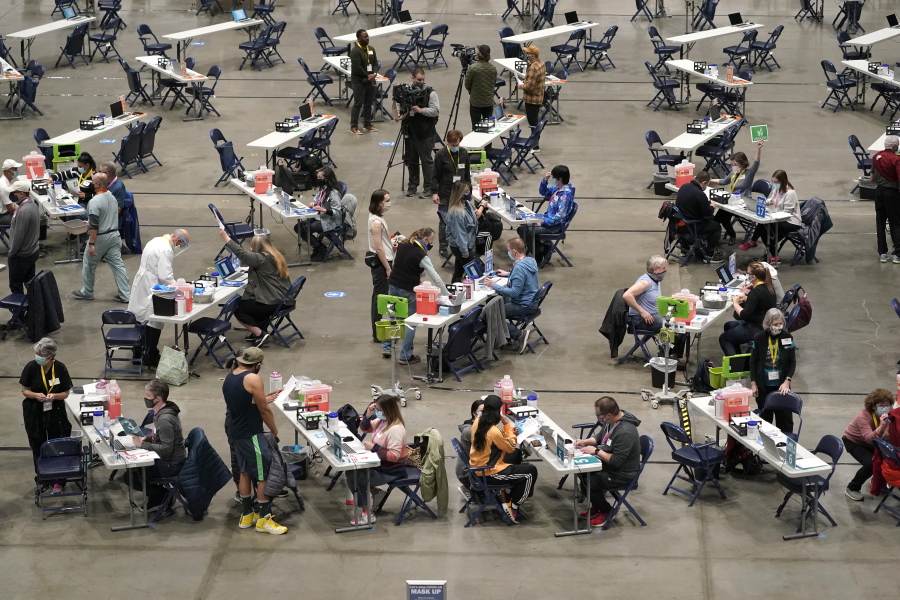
[781,339,792,347]
[766,368,780,382]
[452,175,461,182]
[51,378,60,386]
[44,401,52,411]
[367,64,372,72]
[368,50,373,54]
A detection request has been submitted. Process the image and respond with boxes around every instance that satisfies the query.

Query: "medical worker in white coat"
[128,229,190,368]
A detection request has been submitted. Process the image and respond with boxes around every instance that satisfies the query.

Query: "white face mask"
[382,202,391,213]
[732,165,741,173]
[769,325,783,335]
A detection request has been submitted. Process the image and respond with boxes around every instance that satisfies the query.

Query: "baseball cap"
[9,180,31,193]
[235,346,264,365]
[2,159,22,170]
[523,45,540,56]
[477,44,491,57]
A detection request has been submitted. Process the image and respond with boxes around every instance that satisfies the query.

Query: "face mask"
[382,202,391,213]
[769,325,783,335]
[449,146,459,153]
[771,182,780,191]
[425,242,433,251]
[144,397,155,409]
[35,355,47,365]
[463,193,471,201]
[732,165,740,173]
[508,251,515,260]
[877,406,891,416]
[77,167,85,174]
[647,270,665,283]
[475,411,482,418]
[12,170,18,178]
[374,409,385,420]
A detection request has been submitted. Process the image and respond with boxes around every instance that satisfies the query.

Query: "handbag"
[364,251,379,268]
[156,346,189,386]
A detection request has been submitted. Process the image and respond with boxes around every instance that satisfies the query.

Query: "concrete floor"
[1,1,900,598]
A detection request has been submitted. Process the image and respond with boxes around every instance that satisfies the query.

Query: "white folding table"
[162,19,263,61]
[334,21,432,43]
[459,116,525,151]
[6,16,95,65]
[42,112,146,146]
[149,282,245,355]
[666,59,753,114]
[666,23,765,59]
[493,57,566,102]
[847,27,900,51]
[134,56,209,121]
[841,59,899,105]
[0,57,25,120]
[246,115,336,169]
[662,116,741,158]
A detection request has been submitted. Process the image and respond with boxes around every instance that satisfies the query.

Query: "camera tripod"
[444,51,471,137]
[380,111,411,190]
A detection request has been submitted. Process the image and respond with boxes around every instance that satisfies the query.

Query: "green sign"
[750,124,769,142]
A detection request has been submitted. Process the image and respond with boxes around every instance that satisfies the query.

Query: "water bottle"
[175,293,186,315]
[266,183,273,196]
[53,181,63,204]
[269,371,282,393]
[69,247,75,261]
[711,63,718,78]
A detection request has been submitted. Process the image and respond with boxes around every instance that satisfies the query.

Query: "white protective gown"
[127,234,176,328]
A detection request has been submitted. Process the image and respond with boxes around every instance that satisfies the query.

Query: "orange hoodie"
[468,419,517,476]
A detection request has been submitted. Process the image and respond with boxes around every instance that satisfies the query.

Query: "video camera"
[451,44,477,70]
[392,83,429,112]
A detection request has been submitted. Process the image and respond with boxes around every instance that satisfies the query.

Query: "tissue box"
[474,120,492,133]
[297,412,322,430]
[80,119,103,130]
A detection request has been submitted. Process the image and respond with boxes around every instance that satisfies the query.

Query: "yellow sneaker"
[238,512,259,529]
[257,513,288,535]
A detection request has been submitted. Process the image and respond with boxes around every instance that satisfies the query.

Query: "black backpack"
[689,358,715,394]
[336,403,362,439]
[724,437,762,476]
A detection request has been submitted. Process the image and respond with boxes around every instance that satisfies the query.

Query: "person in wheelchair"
[674,170,724,263]
[623,255,686,357]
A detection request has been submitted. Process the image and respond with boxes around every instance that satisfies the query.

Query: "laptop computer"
[760,430,787,460]
[463,258,487,281]
[715,262,744,288]
[109,100,131,120]
[61,6,78,19]
[889,14,900,28]
[215,257,248,283]
[298,102,323,123]
[728,12,753,27]
[232,9,252,22]
[564,11,591,26]
[397,9,425,24]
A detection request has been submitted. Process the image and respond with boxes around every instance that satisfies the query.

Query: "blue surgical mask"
[35,355,47,365]
[771,182,780,191]
[475,411,482,418]
[77,167,85,174]
[374,409,385,420]
[12,170,18,178]
[507,251,515,260]
[877,406,891,416]
[449,146,459,153]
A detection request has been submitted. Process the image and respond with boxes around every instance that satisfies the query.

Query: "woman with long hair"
[387,226,449,365]
[346,394,410,525]
[469,395,538,524]
[740,169,802,262]
[445,181,485,283]
[719,261,777,356]
[298,166,344,262]
[218,227,291,347]
[713,140,764,245]
[367,189,395,356]
[58,152,98,205]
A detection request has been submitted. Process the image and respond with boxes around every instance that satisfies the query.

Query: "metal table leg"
[335,467,375,533]
[111,465,150,531]
[555,468,592,537]
[784,477,820,540]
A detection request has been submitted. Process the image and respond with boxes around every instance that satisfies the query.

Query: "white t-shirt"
[0,174,14,215]
[367,213,394,261]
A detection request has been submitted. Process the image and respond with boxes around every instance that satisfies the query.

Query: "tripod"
[444,65,467,137]
[380,112,410,190]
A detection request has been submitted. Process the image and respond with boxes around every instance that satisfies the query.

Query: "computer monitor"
[463,259,485,280]
[232,9,247,21]
[564,11,579,24]
[109,101,124,118]
[398,9,412,22]
[492,103,504,120]
[656,296,690,320]
[889,14,899,27]
[215,257,236,278]
[62,6,77,19]
[728,12,744,25]
[298,102,313,121]
[715,265,732,285]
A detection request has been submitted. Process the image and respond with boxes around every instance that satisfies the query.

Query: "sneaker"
[113,295,129,304]
[894,255,900,264]
[530,147,540,154]
[458,485,472,502]
[257,513,288,534]
[405,190,417,197]
[254,333,269,348]
[382,351,392,359]
[274,489,289,499]
[579,507,600,518]
[707,250,725,264]
[399,355,421,365]
[350,510,376,525]
[880,253,890,263]
[52,483,63,494]
[71,290,93,300]
[518,328,533,354]
[418,193,430,199]
[238,511,259,529]
[845,488,864,501]
[590,511,609,527]
[245,333,259,342]
[439,248,450,259]
[349,127,363,135]
[501,502,519,524]
[738,241,758,251]
[363,125,379,132]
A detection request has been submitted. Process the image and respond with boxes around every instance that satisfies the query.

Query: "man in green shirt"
[348,29,379,135]
[464,45,498,149]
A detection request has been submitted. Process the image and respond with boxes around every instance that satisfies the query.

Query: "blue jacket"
[175,427,232,521]
[494,257,538,307]
[538,180,575,228]
[445,202,477,252]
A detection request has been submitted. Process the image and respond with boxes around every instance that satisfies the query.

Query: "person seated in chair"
[517,165,574,264]
[485,237,539,354]
[129,379,186,518]
[674,170,723,263]
[574,396,642,528]
[734,254,784,303]
[719,261,777,356]
[455,399,484,500]
[622,255,686,357]
[711,141,763,246]
[296,167,343,262]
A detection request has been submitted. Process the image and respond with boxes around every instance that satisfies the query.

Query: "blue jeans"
[504,300,535,339]
[719,321,759,356]
[389,285,417,360]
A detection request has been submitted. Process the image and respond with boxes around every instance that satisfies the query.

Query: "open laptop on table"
[61,6,79,19]
[215,257,249,283]
[760,430,787,460]
[232,9,253,22]
[492,103,518,123]
[728,12,754,27]
[298,102,325,124]
[109,100,133,120]
[889,14,900,28]
[715,261,745,288]
[564,11,592,27]
[397,10,426,25]
[463,258,489,282]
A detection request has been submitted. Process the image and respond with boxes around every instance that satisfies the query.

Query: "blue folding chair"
[661,422,727,506]
[846,135,871,195]
[550,29,586,72]
[833,0,864,33]
[648,26,678,73]
[0,36,18,69]
[665,207,712,266]
[485,129,520,186]
[751,25,784,71]
[196,0,223,17]
[795,0,815,22]
[264,21,287,67]
[416,24,449,69]
[159,57,196,109]
[187,295,240,368]
[507,281,552,353]
[331,0,360,16]
[299,57,335,106]
[631,0,653,22]
[536,203,577,267]
[102,310,144,377]
[646,130,679,188]
[112,121,145,178]
[34,438,88,519]
[390,27,422,72]
[693,0,719,30]
[502,0,523,20]
[315,220,354,263]
[88,16,121,63]
[775,435,843,530]
[136,24,171,58]
[239,25,273,71]
[821,59,856,112]
[602,435,654,529]
[120,58,154,107]
[252,0,278,25]
[264,276,307,347]
[55,22,90,69]
[187,65,222,118]
[374,68,398,120]
[533,0,557,30]
[439,307,485,381]
[52,0,81,17]
[759,391,803,440]
[618,317,659,364]
[510,119,547,173]
[309,117,340,168]
[314,27,346,71]
[584,25,618,71]
[873,438,900,526]
[450,438,516,527]
[137,115,163,172]
[14,68,44,117]
[212,139,245,187]
[645,61,680,112]
[372,460,439,525]
[208,203,254,261]
[723,30,757,72]
[0,292,28,340]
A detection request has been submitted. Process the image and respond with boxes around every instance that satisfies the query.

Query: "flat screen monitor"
[232,9,247,21]
[62,6,77,19]
[889,14,899,27]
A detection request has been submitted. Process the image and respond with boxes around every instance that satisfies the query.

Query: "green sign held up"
[750,124,769,142]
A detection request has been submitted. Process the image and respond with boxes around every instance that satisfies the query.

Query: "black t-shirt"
[19,360,73,438]
[222,370,263,440]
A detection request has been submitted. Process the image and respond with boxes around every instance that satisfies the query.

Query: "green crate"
[376,320,406,341]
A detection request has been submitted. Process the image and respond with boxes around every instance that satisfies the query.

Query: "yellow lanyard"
[729,169,746,193]
[767,336,779,365]
[414,240,427,252]
[447,147,458,170]
[77,170,92,186]
[40,362,56,395]
[873,413,880,428]
[356,42,370,65]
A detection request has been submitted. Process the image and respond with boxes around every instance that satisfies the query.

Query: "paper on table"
[771,211,792,218]
[515,417,541,444]
[122,449,159,463]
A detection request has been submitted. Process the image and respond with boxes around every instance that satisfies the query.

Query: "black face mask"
[144,397,155,409]
[253,364,262,375]
[425,242,433,251]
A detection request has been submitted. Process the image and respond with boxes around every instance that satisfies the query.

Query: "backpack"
[724,437,762,476]
[658,200,675,221]
[336,403,362,439]
[301,155,324,177]
[339,193,358,241]
[779,284,812,332]
[689,358,715,394]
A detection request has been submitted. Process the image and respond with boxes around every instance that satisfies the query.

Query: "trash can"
[653,172,671,196]
[649,357,677,389]
[708,367,724,389]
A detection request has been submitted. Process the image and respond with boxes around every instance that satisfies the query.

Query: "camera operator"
[464,45,498,144]
[430,129,469,258]
[393,68,440,199]
[348,29,379,135]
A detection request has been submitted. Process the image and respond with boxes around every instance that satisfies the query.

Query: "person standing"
[445,182,482,283]
[71,173,130,303]
[869,135,900,263]
[518,45,545,152]
[465,45,498,131]
[396,68,439,199]
[7,180,39,294]
[99,162,130,253]
[222,347,287,535]
[367,189,395,357]
[348,29,379,135]
[431,129,470,258]
[748,308,797,433]
[127,229,190,368]
[20,338,72,491]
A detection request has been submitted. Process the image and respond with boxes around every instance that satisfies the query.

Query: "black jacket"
[389,241,427,292]
[735,284,777,327]
[27,270,64,342]
[749,329,796,388]
[348,41,377,85]
[599,288,628,358]
[176,427,232,521]
[597,410,642,480]
[674,180,713,222]
[431,146,470,201]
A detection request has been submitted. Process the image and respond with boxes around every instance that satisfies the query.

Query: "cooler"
[674,160,695,188]
[301,384,331,413]
[477,169,499,196]
[721,384,752,420]
[254,167,274,194]
[23,151,45,180]
[672,292,698,323]
[414,283,439,315]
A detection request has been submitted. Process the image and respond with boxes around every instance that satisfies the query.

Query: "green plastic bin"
[709,367,724,389]
[375,320,406,341]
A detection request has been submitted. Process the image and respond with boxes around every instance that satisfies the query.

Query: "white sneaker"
[350,510,376,525]
[845,488,864,501]
[894,255,900,265]
[518,328,534,354]
[880,253,890,263]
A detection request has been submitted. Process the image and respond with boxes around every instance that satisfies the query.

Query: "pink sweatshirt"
[843,409,879,447]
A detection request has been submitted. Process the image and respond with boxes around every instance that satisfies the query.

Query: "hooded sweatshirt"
[493,257,538,308]
[597,410,642,479]
[141,401,186,464]
[468,418,517,477]
[456,419,475,481]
